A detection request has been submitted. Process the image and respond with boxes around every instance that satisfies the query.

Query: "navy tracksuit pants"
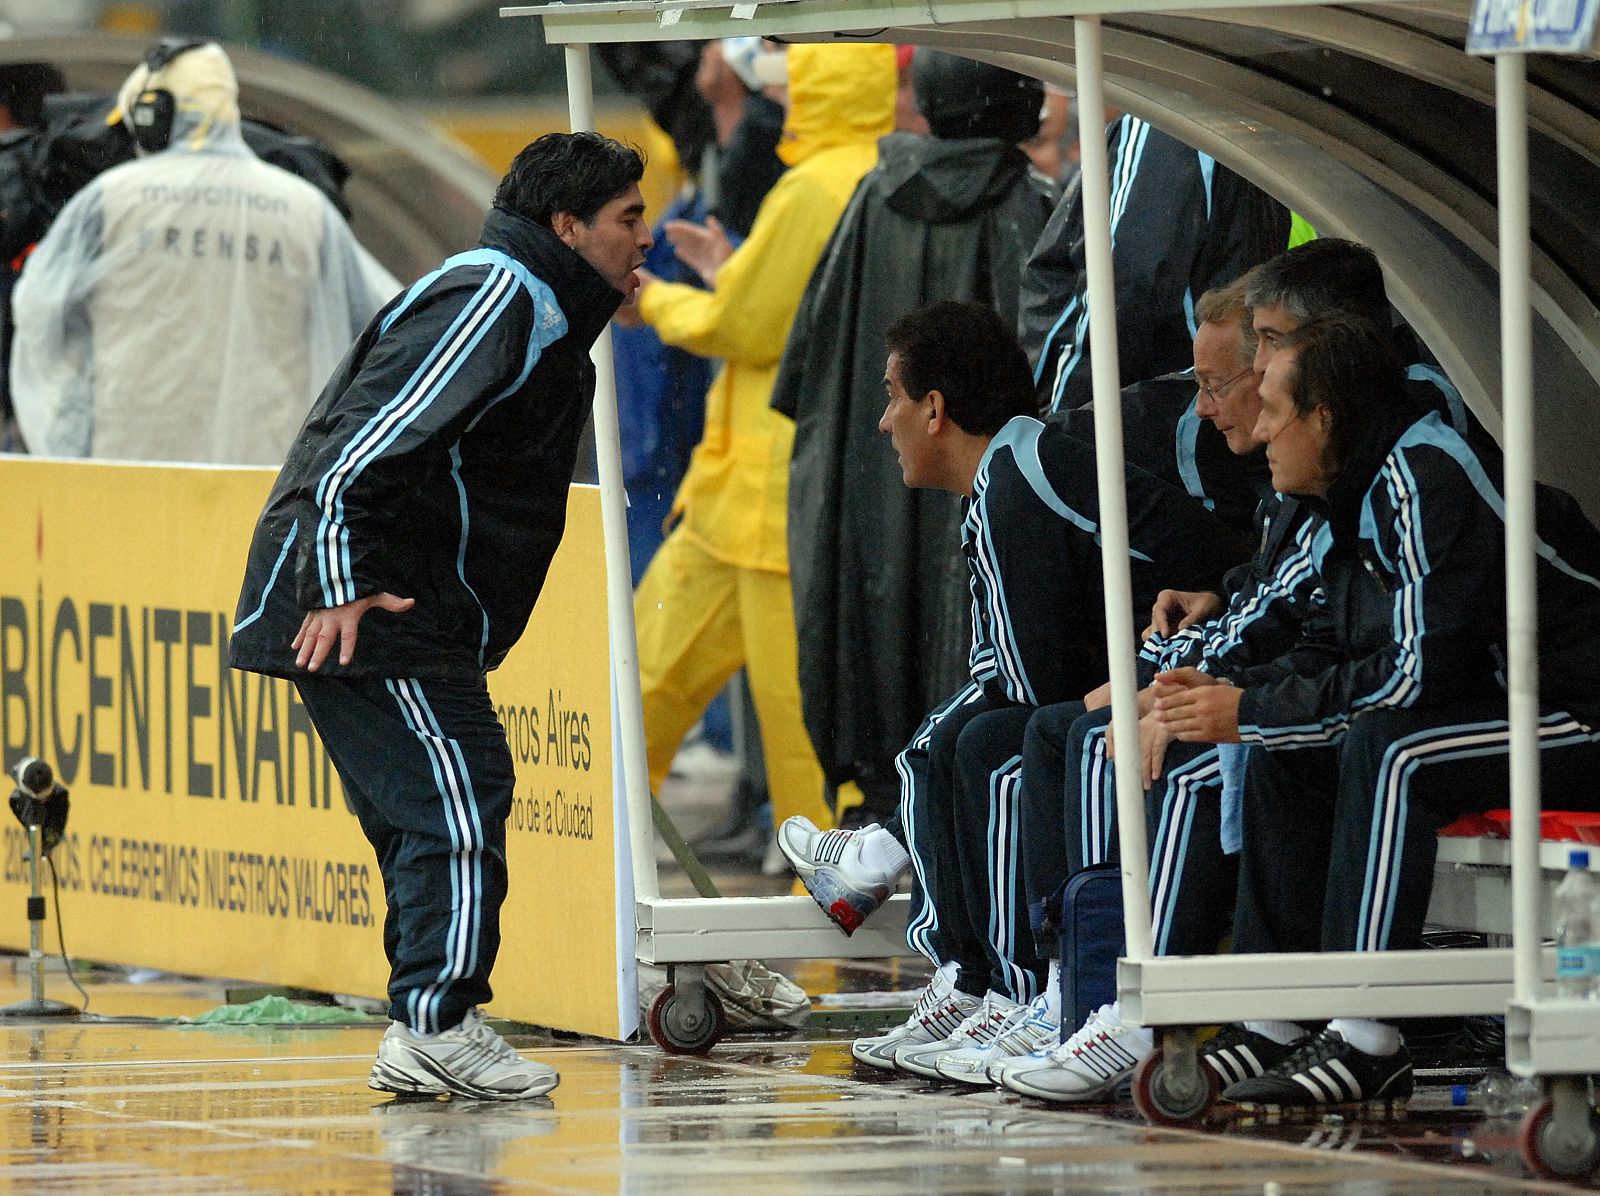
[1020,703,1236,962]
[296,673,513,1034]
[1234,701,1600,955]
[951,704,1047,1003]
[889,682,1005,992]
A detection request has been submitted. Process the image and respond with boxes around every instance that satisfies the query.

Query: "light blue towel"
[1218,742,1251,854]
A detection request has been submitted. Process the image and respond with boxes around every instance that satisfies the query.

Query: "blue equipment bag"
[1055,864,1126,1031]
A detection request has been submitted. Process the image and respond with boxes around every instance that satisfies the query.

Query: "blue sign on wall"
[1468,0,1600,54]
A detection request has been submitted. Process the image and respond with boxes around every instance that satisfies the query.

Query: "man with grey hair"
[964,278,1325,1098]
[1244,237,1479,445]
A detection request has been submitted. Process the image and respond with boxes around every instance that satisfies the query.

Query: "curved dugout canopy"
[512,0,1600,517]
[0,33,497,284]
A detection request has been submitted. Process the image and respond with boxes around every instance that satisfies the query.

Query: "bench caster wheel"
[1520,1079,1600,1180]
[1132,1033,1217,1127]
[647,975,726,1056]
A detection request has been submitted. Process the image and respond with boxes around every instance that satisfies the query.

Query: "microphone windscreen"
[17,758,53,797]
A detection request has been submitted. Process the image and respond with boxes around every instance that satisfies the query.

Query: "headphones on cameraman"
[127,37,207,153]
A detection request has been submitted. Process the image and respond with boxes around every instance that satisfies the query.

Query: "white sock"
[1041,961,1062,1020]
[1244,1019,1305,1046]
[1101,1000,1154,1050]
[860,827,911,878]
[936,960,959,985]
[1328,1017,1401,1056]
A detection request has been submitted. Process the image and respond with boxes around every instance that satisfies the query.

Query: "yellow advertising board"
[0,456,633,1039]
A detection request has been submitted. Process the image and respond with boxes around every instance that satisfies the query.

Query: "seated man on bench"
[1155,314,1600,1107]
[777,300,1239,1073]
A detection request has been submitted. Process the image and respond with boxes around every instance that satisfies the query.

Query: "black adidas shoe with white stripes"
[1220,1028,1413,1108]
[1201,1024,1301,1088]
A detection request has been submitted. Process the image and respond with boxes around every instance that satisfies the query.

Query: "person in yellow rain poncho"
[633,43,896,835]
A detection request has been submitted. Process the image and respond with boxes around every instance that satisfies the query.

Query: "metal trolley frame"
[502,5,1600,1168]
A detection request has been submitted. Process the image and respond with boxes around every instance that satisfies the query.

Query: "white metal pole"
[1075,15,1154,961]
[1495,52,1539,1004]
[566,43,660,904]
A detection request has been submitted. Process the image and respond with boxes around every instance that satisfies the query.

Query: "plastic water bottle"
[1456,1068,1541,1115]
[1554,848,1600,999]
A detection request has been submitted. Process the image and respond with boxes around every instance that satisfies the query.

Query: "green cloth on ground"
[186,995,380,1024]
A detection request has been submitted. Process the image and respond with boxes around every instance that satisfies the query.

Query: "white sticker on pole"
[659,7,681,25]
[732,2,759,15]
[1467,0,1599,54]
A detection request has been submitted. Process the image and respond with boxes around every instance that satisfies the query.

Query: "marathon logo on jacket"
[139,183,291,212]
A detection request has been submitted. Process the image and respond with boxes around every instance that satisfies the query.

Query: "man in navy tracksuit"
[229,133,650,1101]
[777,300,1240,1074]
[972,279,1318,1099]
[1157,314,1600,1106]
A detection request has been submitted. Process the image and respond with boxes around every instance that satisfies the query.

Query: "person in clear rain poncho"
[9,39,397,465]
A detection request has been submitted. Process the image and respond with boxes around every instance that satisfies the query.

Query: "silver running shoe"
[981,995,1063,1086]
[851,971,980,1071]
[895,991,1022,1080]
[935,992,1053,1086]
[998,1003,1151,1102]
[777,816,903,935]
[369,1009,560,1100]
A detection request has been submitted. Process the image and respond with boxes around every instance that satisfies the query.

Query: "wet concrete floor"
[0,762,1584,1193]
[0,965,1589,1196]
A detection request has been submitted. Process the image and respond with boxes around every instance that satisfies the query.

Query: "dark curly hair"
[884,301,1041,436]
[493,131,646,229]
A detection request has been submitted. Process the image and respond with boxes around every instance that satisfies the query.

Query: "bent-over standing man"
[229,132,650,1100]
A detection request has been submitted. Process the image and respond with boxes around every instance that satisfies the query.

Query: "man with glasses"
[779,300,1239,1075]
[995,238,1487,1102]
[983,276,1325,1096]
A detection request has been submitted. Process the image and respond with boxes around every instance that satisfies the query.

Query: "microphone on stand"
[14,758,53,799]
[0,757,77,1016]
[9,758,69,853]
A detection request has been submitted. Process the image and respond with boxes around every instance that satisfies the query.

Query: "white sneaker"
[895,991,1022,1080]
[998,1004,1152,1102]
[968,994,1063,1087]
[934,992,1051,1086]
[369,1009,560,1100]
[777,816,903,935]
[851,971,980,1071]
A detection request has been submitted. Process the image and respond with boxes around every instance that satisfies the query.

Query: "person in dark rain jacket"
[229,132,650,1103]
[774,51,1058,825]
